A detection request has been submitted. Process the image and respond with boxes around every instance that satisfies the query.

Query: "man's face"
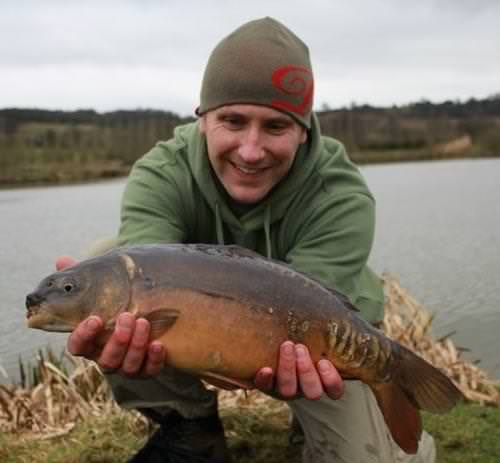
[199,104,307,204]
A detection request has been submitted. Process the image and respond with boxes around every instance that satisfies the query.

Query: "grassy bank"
[1,147,496,188]
[1,400,499,462]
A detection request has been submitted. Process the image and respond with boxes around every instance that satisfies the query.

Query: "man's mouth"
[231,162,268,175]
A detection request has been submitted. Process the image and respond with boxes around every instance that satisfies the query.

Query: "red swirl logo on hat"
[271,65,314,117]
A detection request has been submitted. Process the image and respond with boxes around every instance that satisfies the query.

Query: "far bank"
[1,100,499,187]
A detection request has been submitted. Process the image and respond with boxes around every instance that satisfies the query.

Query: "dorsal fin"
[192,244,360,312]
[284,264,360,312]
[327,288,360,312]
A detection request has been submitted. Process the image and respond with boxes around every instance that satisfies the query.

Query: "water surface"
[1,159,498,382]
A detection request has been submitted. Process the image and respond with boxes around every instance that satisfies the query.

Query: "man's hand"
[57,256,166,377]
[254,341,344,400]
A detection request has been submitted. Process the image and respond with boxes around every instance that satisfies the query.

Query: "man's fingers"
[276,341,298,398]
[56,255,77,271]
[67,312,165,378]
[121,318,150,376]
[295,344,323,400]
[318,359,344,400]
[67,316,103,358]
[142,342,166,377]
[254,367,275,392]
[97,312,135,370]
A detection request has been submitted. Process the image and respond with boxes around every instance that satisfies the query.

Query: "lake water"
[1,159,499,383]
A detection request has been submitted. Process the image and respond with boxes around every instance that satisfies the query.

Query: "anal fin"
[372,382,422,455]
[199,371,254,391]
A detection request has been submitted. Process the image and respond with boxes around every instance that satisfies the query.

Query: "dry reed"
[0,354,147,437]
[1,275,498,437]
[382,274,499,406]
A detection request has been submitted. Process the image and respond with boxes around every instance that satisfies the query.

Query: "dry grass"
[1,275,498,440]
[0,355,147,437]
[382,274,499,406]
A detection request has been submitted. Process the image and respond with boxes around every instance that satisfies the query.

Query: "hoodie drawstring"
[264,204,272,259]
[214,200,272,259]
[215,201,225,245]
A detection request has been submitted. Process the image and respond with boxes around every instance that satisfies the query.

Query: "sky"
[1,0,499,116]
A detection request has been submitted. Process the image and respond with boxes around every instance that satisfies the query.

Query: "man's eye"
[267,124,287,133]
[222,117,243,129]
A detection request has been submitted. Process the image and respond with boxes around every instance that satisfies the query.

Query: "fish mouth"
[25,302,73,332]
[26,302,49,328]
[26,303,42,321]
[26,292,46,320]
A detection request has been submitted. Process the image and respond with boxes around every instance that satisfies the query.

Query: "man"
[60,17,436,462]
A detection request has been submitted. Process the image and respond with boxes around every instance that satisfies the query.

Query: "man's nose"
[238,128,265,163]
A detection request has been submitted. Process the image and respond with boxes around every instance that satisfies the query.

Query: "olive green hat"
[197,17,314,129]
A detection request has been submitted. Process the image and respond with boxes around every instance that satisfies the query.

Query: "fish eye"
[64,283,74,293]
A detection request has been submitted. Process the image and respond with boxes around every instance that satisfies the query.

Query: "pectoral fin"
[142,308,180,338]
[102,308,179,339]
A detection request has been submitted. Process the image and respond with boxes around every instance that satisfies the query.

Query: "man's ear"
[199,115,207,134]
[300,128,308,144]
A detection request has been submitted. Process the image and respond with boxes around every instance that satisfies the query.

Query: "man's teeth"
[235,165,261,174]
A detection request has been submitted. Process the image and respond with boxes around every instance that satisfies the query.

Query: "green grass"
[424,404,500,462]
[1,403,499,463]
[0,413,148,463]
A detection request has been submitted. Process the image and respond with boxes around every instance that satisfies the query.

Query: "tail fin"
[371,344,463,454]
[394,344,464,414]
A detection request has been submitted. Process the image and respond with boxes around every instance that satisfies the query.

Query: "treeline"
[1,95,499,185]
[328,93,500,118]
[0,110,194,184]
[318,95,500,163]
[0,109,191,135]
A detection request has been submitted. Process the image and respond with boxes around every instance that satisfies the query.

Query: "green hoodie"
[118,114,384,323]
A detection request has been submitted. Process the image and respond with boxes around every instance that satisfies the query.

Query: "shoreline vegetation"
[1,96,500,187]
[1,276,499,462]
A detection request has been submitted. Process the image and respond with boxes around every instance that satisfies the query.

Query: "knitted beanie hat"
[197,17,314,129]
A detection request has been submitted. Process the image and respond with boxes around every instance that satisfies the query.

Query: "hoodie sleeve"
[118,146,188,246]
[285,187,384,323]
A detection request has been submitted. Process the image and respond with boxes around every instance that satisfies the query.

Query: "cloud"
[1,0,499,112]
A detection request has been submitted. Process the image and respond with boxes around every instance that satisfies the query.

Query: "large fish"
[25,244,463,454]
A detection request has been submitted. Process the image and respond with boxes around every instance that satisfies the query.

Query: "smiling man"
[63,17,436,463]
[200,104,307,204]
